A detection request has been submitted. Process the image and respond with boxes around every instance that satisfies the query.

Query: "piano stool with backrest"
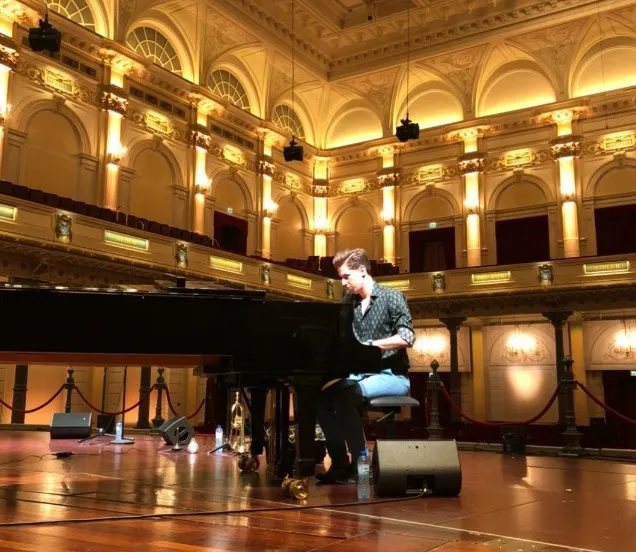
[363,395,420,439]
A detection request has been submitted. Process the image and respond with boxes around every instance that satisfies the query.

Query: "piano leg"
[268,384,292,479]
[289,378,321,478]
[246,388,266,457]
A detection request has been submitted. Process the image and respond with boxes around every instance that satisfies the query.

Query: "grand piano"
[0,284,381,477]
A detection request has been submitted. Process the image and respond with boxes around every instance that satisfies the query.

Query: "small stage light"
[28,13,62,53]
[395,117,419,142]
[283,139,303,162]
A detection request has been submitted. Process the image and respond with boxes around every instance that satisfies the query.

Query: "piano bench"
[364,396,420,439]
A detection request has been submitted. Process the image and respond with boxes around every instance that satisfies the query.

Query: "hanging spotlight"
[396,116,419,142]
[28,13,61,53]
[283,137,303,162]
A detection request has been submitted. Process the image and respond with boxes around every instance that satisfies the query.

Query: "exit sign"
[630,371,636,377]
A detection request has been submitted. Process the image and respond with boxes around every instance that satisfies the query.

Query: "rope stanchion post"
[152,367,166,428]
[560,356,583,456]
[426,359,443,441]
[64,368,75,413]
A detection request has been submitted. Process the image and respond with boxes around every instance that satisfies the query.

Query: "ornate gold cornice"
[101,85,128,116]
[458,152,485,175]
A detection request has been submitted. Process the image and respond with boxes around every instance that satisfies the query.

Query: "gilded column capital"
[258,154,275,176]
[550,135,582,159]
[312,179,329,197]
[0,35,18,72]
[190,124,211,150]
[376,166,401,187]
[100,85,128,116]
[458,152,485,175]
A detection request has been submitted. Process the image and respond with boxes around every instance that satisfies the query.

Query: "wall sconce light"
[561,192,575,203]
[107,145,127,166]
[465,203,479,216]
[195,176,212,196]
[314,218,329,234]
[0,103,11,127]
[381,210,394,226]
[263,200,278,219]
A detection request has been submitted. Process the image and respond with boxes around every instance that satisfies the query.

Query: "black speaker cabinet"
[157,415,194,446]
[372,439,462,497]
[50,412,92,439]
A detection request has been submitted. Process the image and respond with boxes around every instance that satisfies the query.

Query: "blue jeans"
[316,372,410,467]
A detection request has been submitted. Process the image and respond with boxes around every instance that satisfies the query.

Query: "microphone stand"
[110,366,134,445]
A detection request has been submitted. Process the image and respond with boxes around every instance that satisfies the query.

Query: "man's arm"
[369,291,415,350]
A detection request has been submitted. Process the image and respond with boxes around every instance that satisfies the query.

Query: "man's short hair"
[333,248,371,272]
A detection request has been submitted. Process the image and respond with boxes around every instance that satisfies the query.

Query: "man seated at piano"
[316,248,415,484]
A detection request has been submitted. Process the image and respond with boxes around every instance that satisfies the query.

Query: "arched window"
[207,70,250,111]
[47,0,96,32]
[272,104,305,140]
[126,27,182,76]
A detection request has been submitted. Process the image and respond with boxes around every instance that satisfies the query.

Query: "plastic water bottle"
[357,450,370,499]
[115,420,123,440]
[215,425,224,455]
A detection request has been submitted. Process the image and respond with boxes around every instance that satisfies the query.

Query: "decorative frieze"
[550,135,582,159]
[487,148,551,172]
[101,85,128,116]
[0,43,18,71]
[258,159,275,177]
[190,127,211,150]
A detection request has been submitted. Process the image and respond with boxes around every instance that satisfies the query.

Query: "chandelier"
[505,326,536,357]
[615,320,636,359]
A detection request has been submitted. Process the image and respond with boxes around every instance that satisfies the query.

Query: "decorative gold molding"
[550,135,582,159]
[175,243,188,268]
[458,152,485,175]
[0,43,18,71]
[101,90,128,116]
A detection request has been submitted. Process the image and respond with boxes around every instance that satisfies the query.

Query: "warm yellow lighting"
[561,200,579,258]
[287,274,312,289]
[459,128,480,153]
[505,369,542,401]
[110,69,124,88]
[383,225,395,264]
[602,132,635,152]
[413,329,446,359]
[505,327,537,358]
[583,260,630,275]
[382,279,410,291]
[382,152,394,169]
[314,233,326,257]
[193,193,205,234]
[104,230,148,251]
[0,203,15,220]
[263,199,278,219]
[558,156,576,197]
[466,212,481,267]
[615,320,636,359]
[313,158,329,180]
[210,256,243,274]
[472,270,511,284]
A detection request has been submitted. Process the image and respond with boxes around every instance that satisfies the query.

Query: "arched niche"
[572,38,636,98]
[478,64,556,117]
[212,174,252,214]
[406,192,458,222]
[23,109,83,198]
[395,88,463,131]
[585,160,636,199]
[333,202,376,253]
[326,106,383,149]
[128,146,177,226]
[593,165,636,198]
[491,178,551,212]
[274,197,307,261]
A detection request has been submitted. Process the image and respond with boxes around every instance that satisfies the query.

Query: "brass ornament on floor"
[281,474,309,500]
[229,391,246,453]
[237,453,260,473]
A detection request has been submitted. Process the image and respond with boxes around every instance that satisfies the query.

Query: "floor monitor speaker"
[157,415,194,446]
[372,439,462,497]
[50,412,92,439]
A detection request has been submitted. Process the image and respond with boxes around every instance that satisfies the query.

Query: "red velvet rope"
[0,384,66,414]
[439,382,561,427]
[73,385,156,416]
[576,381,636,426]
[164,387,206,420]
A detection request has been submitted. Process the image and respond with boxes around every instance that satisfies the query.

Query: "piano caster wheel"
[237,454,260,473]
[281,474,309,500]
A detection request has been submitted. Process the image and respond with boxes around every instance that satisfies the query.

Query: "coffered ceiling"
[213,0,630,80]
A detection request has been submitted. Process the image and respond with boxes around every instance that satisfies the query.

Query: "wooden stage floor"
[0,432,633,552]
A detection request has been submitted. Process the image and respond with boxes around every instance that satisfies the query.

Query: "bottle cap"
[360,450,367,455]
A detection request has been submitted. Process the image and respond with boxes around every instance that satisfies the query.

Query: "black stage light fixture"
[283,138,303,162]
[28,13,62,53]
[395,117,419,142]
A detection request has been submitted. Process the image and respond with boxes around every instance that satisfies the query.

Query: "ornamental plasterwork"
[585,133,636,156]
[208,141,256,173]
[203,8,258,72]
[487,149,551,172]
[126,106,185,144]
[550,136,582,159]
[16,60,98,106]
[339,66,400,113]
[273,172,312,195]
